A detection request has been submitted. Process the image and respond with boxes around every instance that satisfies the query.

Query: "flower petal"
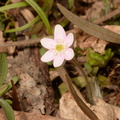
[41,50,54,62]
[41,38,56,49]
[64,33,74,47]
[53,55,64,67]
[54,24,66,40]
[64,48,74,60]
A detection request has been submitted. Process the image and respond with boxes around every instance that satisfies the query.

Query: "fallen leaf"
[59,92,120,120]
[0,31,7,53]
[0,109,68,120]
[86,1,106,21]
[77,25,120,54]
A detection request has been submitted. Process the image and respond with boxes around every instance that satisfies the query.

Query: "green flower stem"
[56,66,99,120]
[72,58,95,105]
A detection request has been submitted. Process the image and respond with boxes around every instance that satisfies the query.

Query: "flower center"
[55,44,64,51]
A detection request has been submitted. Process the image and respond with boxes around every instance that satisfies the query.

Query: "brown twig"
[94,7,120,24]
[0,38,41,48]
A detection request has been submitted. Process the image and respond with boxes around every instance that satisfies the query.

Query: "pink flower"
[40,24,74,67]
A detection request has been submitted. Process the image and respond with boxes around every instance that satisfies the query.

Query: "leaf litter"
[0,0,120,120]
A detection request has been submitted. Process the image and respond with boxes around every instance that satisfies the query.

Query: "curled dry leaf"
[59,92,120,120]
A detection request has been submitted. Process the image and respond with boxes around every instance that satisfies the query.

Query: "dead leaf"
[0,31,7,53]
[20,8,35,22]
[59,92,120,120]
[7,48,54,115]
[86,1,106,21]
[76,31,108,54]
[0,109,68,120]
[77,25,120,54]
[112,0,120,8]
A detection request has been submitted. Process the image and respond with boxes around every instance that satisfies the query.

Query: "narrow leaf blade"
[57,4,120,44]
[25,0,51,34]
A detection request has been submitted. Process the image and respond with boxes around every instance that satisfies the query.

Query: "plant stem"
[72,58,95,105]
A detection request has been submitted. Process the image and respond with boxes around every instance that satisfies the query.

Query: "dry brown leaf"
[0,31,7,53]
[7,48,54,115]
[76,31,108,54]
[104,25,120,34]
[59,92,120,120]
[86,1,106,21]
[77,25,120,54]
[0,109,68,120]
[112,0,120,8]
[20,9,35,23]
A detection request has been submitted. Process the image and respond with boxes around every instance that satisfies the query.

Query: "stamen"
[55,44,64,51]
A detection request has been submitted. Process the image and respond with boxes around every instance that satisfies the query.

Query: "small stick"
[94,7,120,24]
[0,38,41,48]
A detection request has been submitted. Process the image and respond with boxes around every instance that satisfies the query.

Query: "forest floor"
[0,0,120,120]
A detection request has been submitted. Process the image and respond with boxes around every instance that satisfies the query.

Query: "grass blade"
[5,16,40,33]
[25,0,51,34]
[0,2,28,12]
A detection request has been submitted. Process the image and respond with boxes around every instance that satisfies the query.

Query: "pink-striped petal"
[40,38,56,49]
[64,33,74,47]
[64,48,74,60]
[53,55,64,67]
[54,25,66,40]
[41,50,55,62]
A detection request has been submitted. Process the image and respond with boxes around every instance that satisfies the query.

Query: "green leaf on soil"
[0,53,8,87]
[97,75,109,87]
[0,99,14,120]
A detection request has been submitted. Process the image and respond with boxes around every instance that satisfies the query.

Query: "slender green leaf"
[0,0,39,12]
[57,4,120,44]
[0,99,14,120]
[6,76,18,91]
[0,2,28,12]
[5,16,40,33]
[42,0,54,13]
[5,99,12,105]
[0,76,18,97]
[25,0,51,34]
[0,53,8,86]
